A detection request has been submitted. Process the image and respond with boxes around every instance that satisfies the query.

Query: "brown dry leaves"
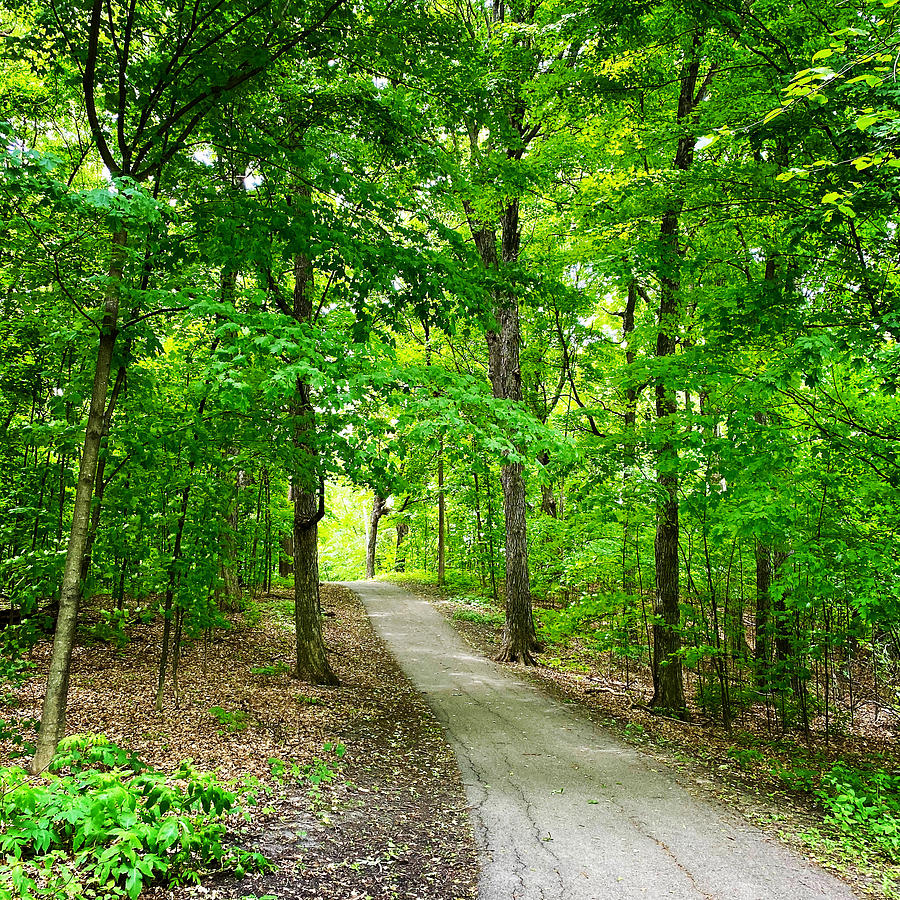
[2,584,479,900]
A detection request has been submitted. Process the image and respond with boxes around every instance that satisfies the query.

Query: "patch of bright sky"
[192,147,215,166]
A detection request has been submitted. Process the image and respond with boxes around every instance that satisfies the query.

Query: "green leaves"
[0,735,263,900]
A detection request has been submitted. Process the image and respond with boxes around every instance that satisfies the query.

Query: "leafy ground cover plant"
[816,764,900,862]
[269,741,348,822]
[0,734,266,900]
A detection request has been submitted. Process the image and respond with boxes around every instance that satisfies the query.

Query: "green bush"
[0,734,266,900]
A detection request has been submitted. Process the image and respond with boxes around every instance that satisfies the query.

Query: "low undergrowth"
[0,734,265,900]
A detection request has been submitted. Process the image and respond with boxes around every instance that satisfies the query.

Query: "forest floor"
[396,578,900,899]
[0,584,478,900]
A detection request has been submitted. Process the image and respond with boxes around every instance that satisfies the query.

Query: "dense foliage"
[0,734,263,900]
[2,0,900,833]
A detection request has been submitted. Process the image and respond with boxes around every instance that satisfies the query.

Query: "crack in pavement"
[347,581,860,900]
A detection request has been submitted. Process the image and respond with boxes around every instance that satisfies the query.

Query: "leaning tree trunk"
[366,493,387,580]
[31,226,127,773]
[79,363,127,588]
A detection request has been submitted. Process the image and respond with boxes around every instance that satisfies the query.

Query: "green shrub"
[726,746,765,770]
[0,734,266,900]
[816,763,900,860]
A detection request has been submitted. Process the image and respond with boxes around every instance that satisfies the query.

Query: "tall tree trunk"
[31,226,127,773]
[472,457,486,588]
[249,475,264,590]
[293,475,334,683]
[437,439,446,585]
[217,269,242,611]
[651,202,685,712]
[263,469,272,593]
[290,250,336,684]
[217,479,242,611]
[468,199,538,663]
[156,479,189,709]
[622,280,639,595]
[650,40,709,715]
[366,492,387,580]
[79,364,127,586]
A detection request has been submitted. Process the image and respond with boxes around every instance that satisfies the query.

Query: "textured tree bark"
[279,533,293,578]
[366,493,387,580]
[650,40,709,715]
[538,451,557,518]
[772,548,792,664]
[290,250,336,685]
[30,226,127,773]
[293,475,336,684]
[651,200,686,713]
[468,199,538,664]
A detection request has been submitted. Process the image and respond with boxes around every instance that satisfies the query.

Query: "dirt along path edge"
[346,579,860,900]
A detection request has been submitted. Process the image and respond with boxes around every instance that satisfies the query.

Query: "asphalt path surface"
[346,580,858,900]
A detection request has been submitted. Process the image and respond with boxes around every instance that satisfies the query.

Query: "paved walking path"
[346,581,857,900]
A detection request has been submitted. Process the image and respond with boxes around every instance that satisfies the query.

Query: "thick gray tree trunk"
[31,227,128,773]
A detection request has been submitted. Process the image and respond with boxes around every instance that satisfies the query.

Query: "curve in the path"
[345,580,857,900]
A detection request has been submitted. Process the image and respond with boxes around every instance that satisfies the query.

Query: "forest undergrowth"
[395,575,900,899]
[0,585,477,900]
